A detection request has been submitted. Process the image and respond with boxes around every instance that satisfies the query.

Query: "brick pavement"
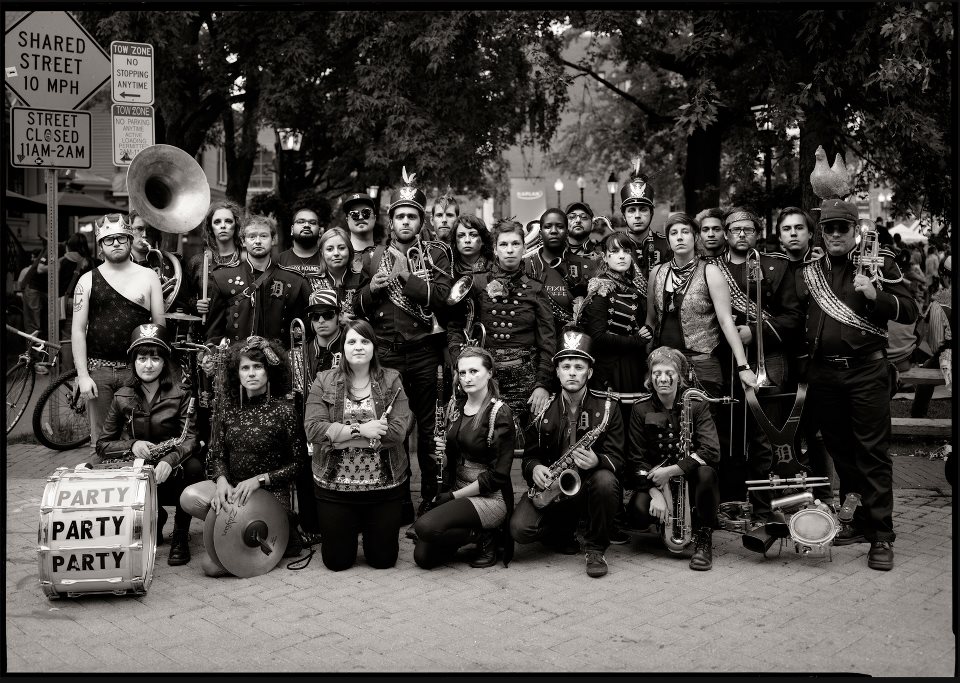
[4,441,955,675]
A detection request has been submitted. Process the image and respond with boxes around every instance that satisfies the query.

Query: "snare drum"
[38,465,157,598]
[788,506,838,557]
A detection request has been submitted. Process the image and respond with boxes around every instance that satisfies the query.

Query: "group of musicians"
[72,162,919,579]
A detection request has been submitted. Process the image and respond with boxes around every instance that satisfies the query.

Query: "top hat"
[818,198,859,225]
[619,159,655,211]
[342,192,375,215]
[388,166,427,215]
[127,323,171,356]
[553,328,595,365]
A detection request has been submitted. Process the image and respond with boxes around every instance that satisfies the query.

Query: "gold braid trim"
[802,261,888,338]
[712,258,769,324]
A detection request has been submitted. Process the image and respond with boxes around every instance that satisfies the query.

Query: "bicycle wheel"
[6,361,35,434]
[33,369,90,450]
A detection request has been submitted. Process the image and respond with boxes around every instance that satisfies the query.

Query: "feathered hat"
[388,166,427,216]
[618,157,655,212]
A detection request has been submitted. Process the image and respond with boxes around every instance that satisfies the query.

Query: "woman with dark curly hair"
[450,215,493,280]
[186,200,245,312]
[304,319,413,571]
[180,335,305,576]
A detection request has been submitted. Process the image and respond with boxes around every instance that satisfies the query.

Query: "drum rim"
[788,507,836,544]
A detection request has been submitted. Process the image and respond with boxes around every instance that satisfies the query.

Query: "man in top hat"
[510,329,625,578]
[278,203,326,286]
[72,213,165,449]
[799,198,918,571]
[343,192,381,273]
[353,167,453,520]
[618,168,671,312]
[565,201,602,260]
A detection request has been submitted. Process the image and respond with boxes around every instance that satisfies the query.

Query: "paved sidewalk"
[4,441,955,676]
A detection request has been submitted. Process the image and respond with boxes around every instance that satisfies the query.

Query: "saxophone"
[659,388,735,553]
[144,397,196,465]
[528,390,613,510]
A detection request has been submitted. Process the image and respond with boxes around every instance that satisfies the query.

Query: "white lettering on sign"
[110,41,154,105]
[52,551,125,572]
[3,11,110,110]
[112,103,155,166]
[10,106,91,169]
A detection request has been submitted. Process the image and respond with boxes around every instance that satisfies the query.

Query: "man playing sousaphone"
[509,329,624,578]
[353,167,453,521]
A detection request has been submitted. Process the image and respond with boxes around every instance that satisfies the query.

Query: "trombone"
[745,248,776,391]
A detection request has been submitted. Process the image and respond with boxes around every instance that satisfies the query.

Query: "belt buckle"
[833,357,850,369]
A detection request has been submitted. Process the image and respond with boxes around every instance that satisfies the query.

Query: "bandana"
[240,336,281,365]
[667,257,698,312]
[724,210,759,228]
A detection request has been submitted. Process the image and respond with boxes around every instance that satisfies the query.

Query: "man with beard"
[343,192,381,273]
[129,210,193,313]
[430,194,459,243]
[72,213,165,449]
[618,167,671,312]
[710,207,804,511]
[695,207,728,260]
[801,198,917,570]
[199,214,311,346]
[278,205,325,287]
[523,208,595,339]
[353,168,453,520]
[566,201,602,260]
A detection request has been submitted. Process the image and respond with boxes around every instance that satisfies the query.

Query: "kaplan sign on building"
[509,178,547,228]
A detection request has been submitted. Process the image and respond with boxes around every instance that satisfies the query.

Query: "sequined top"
[209,393,300,490]
[87,267,153,361]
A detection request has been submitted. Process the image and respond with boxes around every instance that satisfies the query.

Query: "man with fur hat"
[510,329,625,578]
[72,213,165,449]
[799,197,918,571]
[353,167,453,519]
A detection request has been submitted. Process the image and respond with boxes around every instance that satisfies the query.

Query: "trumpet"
[378,242,445,334]
[854,219,883,283]
[745,249,776,391]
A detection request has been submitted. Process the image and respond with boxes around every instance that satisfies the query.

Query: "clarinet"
[433,365,446,498]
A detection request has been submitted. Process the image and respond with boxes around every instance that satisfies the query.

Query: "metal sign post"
[45,169,60,373]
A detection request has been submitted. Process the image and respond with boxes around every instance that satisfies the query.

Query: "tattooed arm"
[71,271,97,399]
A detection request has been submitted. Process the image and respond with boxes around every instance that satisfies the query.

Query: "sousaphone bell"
[127,144,211,235]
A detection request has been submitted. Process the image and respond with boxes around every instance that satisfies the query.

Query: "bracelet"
[737,363,751,372]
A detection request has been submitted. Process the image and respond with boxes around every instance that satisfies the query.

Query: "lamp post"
[275,127,303,250]
[367,184,380,219]
[607,173,617,216]
[750,105,775,241]
[554,178,563,208]
[877,191,889,224]
[576,175,585,203]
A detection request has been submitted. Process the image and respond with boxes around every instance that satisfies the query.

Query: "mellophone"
[718,473,840,559]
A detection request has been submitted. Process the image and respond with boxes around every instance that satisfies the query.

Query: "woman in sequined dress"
[412,347,516,569]
[304,319,413,571]
[180,335,304,576]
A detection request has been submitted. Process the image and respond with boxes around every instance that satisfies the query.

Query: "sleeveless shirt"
[87,267,152,361]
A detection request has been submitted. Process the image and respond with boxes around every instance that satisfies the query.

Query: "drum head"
[789,508,836,545]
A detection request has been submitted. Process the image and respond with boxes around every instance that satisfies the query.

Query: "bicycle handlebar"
[5,324,62,351]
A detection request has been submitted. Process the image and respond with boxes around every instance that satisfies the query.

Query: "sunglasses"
[96,213,128,230]
[821,222,853,235]
[100,234,131,246]
[348,209,373,221]
[310,310,338,322]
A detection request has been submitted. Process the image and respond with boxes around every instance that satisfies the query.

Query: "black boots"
[469,530,498,568]
[168,529,191,566]
[689,527,713,571]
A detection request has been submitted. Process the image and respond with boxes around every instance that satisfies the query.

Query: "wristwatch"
[257,475,266,487]
[350,425,362,438]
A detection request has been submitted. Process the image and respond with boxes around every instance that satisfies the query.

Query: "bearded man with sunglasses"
[799,198,918,571]
[72,213,166,449]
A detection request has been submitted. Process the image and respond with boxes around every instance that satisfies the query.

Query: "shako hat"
[619,158,655,211]
[388,166,427,216]
[552,328,595,365]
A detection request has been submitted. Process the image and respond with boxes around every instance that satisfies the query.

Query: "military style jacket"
[523,247,596,335]
[630,230,672,314]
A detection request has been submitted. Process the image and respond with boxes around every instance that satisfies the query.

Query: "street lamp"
[576,175,585,203]
[877,191,889,224]
[607,173,618,216]
[275,127,304,250]
[554,178,563,208]
[750,104,775,240]
[277,128,303,152]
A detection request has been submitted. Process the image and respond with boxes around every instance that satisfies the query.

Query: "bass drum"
[38,464,157,599]
[788,506,838,557]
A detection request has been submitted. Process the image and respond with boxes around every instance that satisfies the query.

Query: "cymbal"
[211,490,289,578]
[165,312,202,321]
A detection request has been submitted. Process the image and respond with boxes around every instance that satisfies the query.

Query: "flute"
[200,249,211,325]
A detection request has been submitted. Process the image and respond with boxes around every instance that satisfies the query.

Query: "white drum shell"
[788,507,838,557]
[38,465,157,598]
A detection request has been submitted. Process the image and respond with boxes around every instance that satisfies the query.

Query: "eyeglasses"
[567,212,591,222]
[100,234,131,246]
[96,213,128,230]
[348,209,373,221]
[821,222,853,235]
[731,226,757,236]
[310,310,338,322]
[294,218,320,226]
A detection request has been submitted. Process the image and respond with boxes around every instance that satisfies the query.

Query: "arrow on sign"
[119,92,139,99]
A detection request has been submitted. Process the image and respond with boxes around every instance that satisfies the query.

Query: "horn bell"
[127,144,211,234]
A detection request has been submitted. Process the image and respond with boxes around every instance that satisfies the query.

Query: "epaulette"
[487,399,504,446]
[651,230,667,241]
[533,393,556,425]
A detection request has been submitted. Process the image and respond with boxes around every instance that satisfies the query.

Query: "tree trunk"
[683,122,723,214]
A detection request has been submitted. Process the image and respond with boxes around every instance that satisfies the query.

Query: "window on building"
[247,146,277,193]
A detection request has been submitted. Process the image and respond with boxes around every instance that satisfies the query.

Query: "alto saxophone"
[659,388,735,553]
[144,397,196,465]
[528,390,613,510]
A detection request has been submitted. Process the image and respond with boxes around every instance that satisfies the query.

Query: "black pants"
[157,456,205,529]
[412,498,482,569]
[380,340,444,507]
[510,468,619,552]
[315,493,403,571]
[627,465,720,531]
[808,357,895,543]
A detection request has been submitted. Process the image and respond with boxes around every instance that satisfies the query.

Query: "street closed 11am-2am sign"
[4,11,110,111]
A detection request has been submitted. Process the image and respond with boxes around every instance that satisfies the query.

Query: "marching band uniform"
[524,246,595,338]
[618,174,672,314]
[510,331,624,577]
[800,198,918,571]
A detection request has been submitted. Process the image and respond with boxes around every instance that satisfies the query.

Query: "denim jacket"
[304,366,412,488]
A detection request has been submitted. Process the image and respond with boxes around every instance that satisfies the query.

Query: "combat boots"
[689,527,713,571]
[167,528,191,566]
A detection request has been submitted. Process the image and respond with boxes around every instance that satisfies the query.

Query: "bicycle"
[6,325,59,435]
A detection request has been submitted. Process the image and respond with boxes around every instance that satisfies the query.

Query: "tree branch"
[556,57,672,125]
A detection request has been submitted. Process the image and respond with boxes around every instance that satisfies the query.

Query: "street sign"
[110,41,154,105]
[10,106,92,169]
[111,103,155,166]
[3,11,110,110]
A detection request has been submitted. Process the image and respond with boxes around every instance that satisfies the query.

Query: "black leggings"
[411,498,483,569]
[315,496,402,571]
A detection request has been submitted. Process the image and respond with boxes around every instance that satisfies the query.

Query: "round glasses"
[348,209,373,221]
[100,234,132,246]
